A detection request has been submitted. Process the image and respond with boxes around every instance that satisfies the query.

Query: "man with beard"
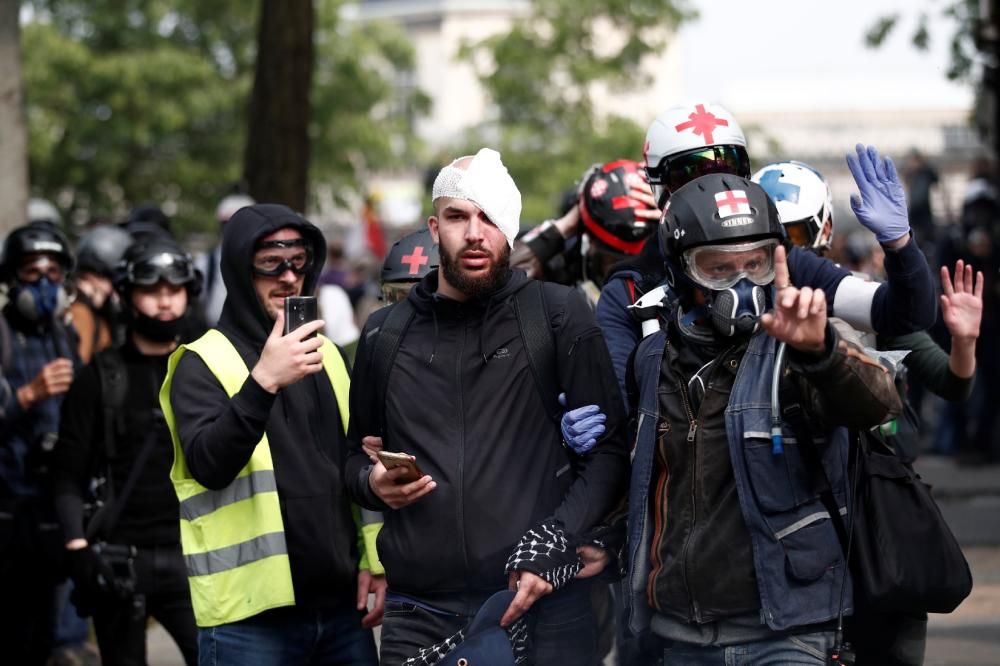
[161,205,384,665]
[345,149,628,665]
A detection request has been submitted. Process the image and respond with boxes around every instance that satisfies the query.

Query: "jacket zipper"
[457,320,471,578]
[673,340,701,623]
[646,418,671,609]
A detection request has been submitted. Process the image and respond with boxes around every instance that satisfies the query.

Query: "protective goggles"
[782,220,815,250]
[684,238,779,290]
[127,251,196,286]
[647,145,751,197]
[252,239,313,277]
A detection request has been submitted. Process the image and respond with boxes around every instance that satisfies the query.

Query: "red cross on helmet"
[381,229,440,285]
[644,102,750,208]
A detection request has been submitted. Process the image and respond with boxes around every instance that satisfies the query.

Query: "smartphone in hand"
[376,451,424,484]
[284,296,318,338]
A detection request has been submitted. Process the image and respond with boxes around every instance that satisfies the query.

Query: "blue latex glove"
[846,144,910,244]
[558,392,606,454]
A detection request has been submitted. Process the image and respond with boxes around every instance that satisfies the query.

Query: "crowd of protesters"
[0,100,991,666]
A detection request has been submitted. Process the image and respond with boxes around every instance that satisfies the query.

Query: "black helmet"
[115,238,202,297]
[76,225,133,278]
[0,222,74,281]
[659,173,784,263]
[579,160,657,255]
[381,229,439,284]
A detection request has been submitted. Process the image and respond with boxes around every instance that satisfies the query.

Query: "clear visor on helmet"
[128,252,196,286]
[647,145,751,199]
[684,239,779,290]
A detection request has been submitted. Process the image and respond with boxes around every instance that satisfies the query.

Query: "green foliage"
[21,0,425,240]
[864,1,980,83]
[22,20,245,239]
[458,0,693,223]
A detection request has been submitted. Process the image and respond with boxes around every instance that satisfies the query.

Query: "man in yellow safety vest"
[161,203,383,665]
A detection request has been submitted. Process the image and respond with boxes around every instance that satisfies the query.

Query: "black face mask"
[131,310,186,342]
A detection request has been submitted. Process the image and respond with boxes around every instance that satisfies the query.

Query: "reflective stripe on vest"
[159,329,351,627]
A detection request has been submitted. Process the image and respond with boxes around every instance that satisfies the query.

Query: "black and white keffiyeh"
[504,520,582,589]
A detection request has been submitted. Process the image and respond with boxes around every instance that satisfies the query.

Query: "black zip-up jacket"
[169,205,358,610]
[52,341,179,546]
[345,268,628,604]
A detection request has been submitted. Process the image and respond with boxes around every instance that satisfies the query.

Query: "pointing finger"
[773,244,791,290]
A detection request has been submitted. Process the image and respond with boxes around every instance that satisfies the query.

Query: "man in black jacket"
[53,238,202,665]
[345,148,629,665]
[164,204,383,665]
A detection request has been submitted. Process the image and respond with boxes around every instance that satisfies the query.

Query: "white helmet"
[644,102,750,207]
[752,161,834,253]
[28,198,62,226]
[216,193,256,223]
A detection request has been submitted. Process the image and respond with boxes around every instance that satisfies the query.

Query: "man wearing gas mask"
[0,221,81,664]
[620,174,901,664]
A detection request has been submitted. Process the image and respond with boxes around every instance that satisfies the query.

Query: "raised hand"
[940,260,983,342]
[760,245,828,354]
[250,309,325,393]
[630,174,661,222]
[846,144,910,244]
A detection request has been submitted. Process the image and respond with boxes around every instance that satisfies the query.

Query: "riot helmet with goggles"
[252,238,313,277]
[645,102,750,208]
[117,239,201,296]
[752,161,834,254]
[116,239,201,343]
[660,174,784,338]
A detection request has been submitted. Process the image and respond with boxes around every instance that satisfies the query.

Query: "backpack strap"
[0,316,12,370]
[94,349,128,461]
[513,281,561,424]
[370,300,416,436]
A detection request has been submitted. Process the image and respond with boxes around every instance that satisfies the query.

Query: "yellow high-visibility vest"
[160,329,379,627]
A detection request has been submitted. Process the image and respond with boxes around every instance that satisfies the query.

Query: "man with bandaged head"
[345,149,629,665]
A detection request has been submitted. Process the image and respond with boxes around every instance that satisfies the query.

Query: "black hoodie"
[169,204,358,610]
[345,268,628,609]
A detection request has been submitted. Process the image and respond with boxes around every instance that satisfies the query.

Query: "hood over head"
[217,203,326,347]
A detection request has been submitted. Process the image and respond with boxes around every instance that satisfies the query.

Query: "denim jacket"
[626,327,858,634]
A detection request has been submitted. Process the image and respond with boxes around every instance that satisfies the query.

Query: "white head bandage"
[432,148,521,248]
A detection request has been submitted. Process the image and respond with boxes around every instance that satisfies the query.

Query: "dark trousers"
[0,500,64,665]
[93,543,198,666]
[379,580,598,666]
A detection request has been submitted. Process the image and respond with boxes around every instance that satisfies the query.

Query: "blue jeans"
[380,580,598,666]
[662,631,835,665]
[198,605,378,666]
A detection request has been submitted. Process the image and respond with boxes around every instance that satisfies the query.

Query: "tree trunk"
[244,0,314,211]
[0,0,29,233]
